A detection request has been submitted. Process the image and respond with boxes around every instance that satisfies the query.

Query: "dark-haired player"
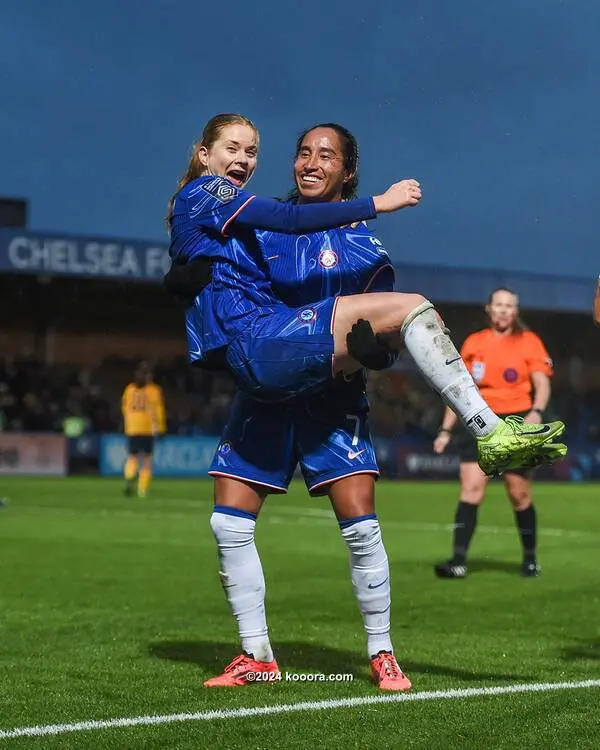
[165,122,564,690]
[168,114,565,476]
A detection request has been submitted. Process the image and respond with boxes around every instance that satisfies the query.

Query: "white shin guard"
[401,301,499,436]
[210,510,274,663]
[340,517,393,657]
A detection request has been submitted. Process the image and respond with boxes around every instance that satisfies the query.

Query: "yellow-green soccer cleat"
[477,416,567,476]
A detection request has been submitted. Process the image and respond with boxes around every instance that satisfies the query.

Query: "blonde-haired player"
[121,363,166,497]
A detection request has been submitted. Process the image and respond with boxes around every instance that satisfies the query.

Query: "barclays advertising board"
[100,434,219,477]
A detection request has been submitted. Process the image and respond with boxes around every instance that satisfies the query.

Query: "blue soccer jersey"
[258,218,396,410]
[209,217,397,494]
[221,219,397,403]
[169,176,376,364]
[258,220,395,307]
[170,177,275,358]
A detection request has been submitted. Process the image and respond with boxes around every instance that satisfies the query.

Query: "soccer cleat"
[434,560,467,579]
[521,441,568,470]
[370,651,412,691]
[137,490,147,499]
[203,653,280,687]
[476,416,567,476]
[521,560,541,577]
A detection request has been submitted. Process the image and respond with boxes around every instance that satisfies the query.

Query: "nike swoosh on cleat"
[445,356,461,365]
[524,426,552,435]
[368,578,388,589]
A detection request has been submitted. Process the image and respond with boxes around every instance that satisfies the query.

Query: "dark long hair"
[487,287,529,333]
[287,122,359,202]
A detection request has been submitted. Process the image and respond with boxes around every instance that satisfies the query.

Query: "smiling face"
[293,127,354,203]
[167,114,259,226]
[197,122,258,187]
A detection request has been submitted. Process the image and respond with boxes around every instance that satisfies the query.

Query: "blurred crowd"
[0,355,234,437]
[1,353,600,445]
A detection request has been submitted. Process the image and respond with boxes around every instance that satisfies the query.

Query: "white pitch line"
[1,680,598,740]
[23,496,593,538]
[267,508,591,538]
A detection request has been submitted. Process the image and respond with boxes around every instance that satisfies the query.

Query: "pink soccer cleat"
[203,653,280,687]
[370,651,412,691]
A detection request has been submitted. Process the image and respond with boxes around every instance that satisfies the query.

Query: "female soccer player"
[168,113,567,479]
[203,123,409,690]
[166,126,563,690]
[432,289,555,578]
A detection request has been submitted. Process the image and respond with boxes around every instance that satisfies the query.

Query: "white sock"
[340,515,393,658]
[210,509,274,663]
[401,302,500,437]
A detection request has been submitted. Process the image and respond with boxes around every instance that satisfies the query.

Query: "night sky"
[1,0,597,277]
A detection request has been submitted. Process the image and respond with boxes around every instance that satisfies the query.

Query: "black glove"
[163,256,214,304]
[346,319,395,370]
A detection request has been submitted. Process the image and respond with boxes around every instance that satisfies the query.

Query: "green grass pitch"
[0,477,598,748]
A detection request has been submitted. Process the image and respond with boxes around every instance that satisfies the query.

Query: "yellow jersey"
[121,383,166,436]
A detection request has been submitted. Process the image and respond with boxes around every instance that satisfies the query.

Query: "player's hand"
[346,319,394,370]
[373,179,422,213]
[163,256,214,304]
[524,410,543,424]
[433,432,451,454]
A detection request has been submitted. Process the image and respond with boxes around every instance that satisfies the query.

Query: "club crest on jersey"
[472,361,485,382]
[318,249,338,268]
[298,308,316,322]
[503,368,519,383]
[218,440,232,455]
[200,177,239,203]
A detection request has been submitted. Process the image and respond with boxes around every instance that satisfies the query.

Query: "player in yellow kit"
[121,363,166,498]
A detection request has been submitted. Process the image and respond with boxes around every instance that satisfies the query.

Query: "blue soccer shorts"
[208,391,379,496]
[225,297,339,403]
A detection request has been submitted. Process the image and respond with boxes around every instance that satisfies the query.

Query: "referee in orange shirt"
[432,288,554,578]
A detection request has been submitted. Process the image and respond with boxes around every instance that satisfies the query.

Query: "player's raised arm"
[225,178,421,235]
[185,175,421,238]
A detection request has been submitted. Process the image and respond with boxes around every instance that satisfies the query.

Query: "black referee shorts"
[127,436,155,455]
[454,410,533,477]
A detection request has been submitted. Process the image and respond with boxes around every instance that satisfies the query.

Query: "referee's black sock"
[514,504,537,562]
[451,501,479,565]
